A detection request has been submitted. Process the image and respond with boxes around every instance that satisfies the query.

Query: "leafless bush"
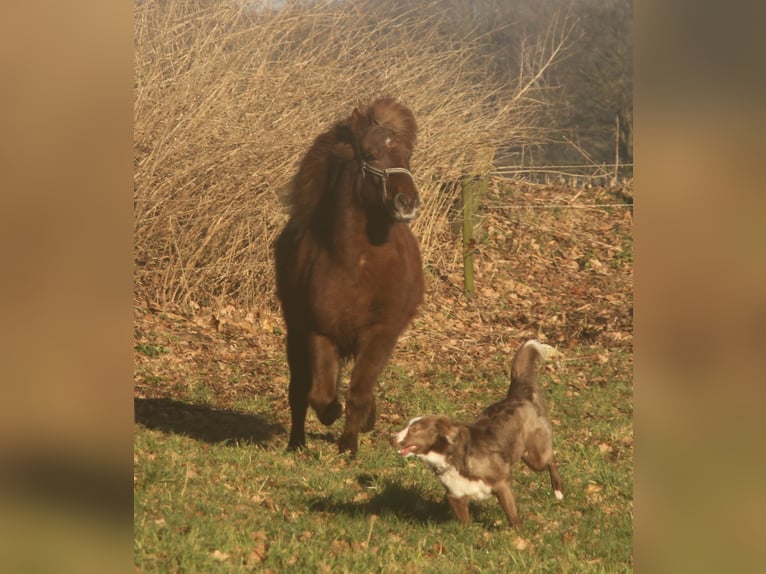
[134,0,571,310]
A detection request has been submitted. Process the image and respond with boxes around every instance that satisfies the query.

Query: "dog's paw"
[554,489,564,500]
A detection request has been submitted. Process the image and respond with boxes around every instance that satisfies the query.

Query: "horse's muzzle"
[393,193,420,222]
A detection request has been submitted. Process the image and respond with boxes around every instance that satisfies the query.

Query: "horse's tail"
[506,340,559,402]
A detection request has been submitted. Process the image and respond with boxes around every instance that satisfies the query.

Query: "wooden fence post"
[461,146,493,298]
[461,175,486,297]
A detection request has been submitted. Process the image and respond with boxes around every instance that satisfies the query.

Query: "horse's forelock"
[370,98,417,148]
[348,98,417,149]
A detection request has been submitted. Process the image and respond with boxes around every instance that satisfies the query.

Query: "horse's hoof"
[287,433,306,451]
[338,433,358,457]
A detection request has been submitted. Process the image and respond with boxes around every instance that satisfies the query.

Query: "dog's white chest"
[418,452,493,500]
[440,467,493,500]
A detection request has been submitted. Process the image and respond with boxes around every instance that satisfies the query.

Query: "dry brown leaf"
[246,530,268,564]
[512,536,530,550]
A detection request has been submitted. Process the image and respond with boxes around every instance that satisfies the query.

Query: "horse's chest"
[319,246,396,291]
[355,250,397,285]
[310,249,405,327]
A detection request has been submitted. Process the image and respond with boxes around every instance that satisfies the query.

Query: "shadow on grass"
[308,479,454,525]
[134,397,285,445]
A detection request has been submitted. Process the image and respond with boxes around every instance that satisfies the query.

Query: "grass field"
[134,354,631,573]
[134,180,633,572]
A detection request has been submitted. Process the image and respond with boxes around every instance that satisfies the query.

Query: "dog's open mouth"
[398,445,418,457]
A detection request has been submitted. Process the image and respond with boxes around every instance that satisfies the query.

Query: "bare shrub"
[134,0,570,309]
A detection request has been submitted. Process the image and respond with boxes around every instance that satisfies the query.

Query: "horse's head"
[335,98,420,222]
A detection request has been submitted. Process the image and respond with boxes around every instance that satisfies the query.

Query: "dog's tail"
[506,340,559,401]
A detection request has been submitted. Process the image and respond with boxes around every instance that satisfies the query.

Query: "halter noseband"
[360,160,415,199]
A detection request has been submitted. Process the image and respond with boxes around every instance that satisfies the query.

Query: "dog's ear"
[444,425,462,445]
[435,416,459,444]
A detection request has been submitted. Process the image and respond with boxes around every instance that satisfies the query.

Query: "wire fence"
[134,168,633,227]
[134,171,633,280]
[492,163,634,188]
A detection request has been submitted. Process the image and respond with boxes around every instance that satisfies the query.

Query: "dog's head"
[392,415,461,459]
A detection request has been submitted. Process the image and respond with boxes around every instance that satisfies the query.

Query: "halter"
[360,160,415,200]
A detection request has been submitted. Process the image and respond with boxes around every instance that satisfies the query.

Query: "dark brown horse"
[274,98,424,455]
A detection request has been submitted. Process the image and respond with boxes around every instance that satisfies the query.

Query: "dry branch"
[134,0,564,310]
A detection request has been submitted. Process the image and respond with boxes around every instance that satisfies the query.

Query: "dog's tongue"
[398,445,417,457]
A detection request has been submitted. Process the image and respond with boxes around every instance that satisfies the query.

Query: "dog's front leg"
[447,494,470,524]
[493,481,522,528]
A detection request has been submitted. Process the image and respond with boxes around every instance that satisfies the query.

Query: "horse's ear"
[332,122,355,159]
[350,105,371,138]
[335,121,354,142]
[350,106,365,124]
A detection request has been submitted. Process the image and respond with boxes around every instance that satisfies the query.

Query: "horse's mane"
[285,98,417,232]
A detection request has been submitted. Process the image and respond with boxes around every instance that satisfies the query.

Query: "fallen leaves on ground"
[134,183,632,421]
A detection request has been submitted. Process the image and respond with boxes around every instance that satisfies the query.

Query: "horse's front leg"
[286,330,311,451]
[338,330,397,455]
[308,334,342,426]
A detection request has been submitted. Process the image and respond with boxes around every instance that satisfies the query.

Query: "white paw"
[554,490,564,500]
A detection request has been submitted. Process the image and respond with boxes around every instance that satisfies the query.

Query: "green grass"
[136,342,168,358]
[135,347,632,572]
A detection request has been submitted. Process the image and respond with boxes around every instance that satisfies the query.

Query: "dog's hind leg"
[447,494,471,524]
[522,428,564,500]
[547,459,564,500]
[493,481,522,528]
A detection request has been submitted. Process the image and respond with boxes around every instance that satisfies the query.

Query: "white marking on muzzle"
[394,416,422,455]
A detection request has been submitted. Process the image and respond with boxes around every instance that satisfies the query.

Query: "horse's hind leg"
[338,332,396,455]
[308,334,342,426]
[286,330,311,450]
